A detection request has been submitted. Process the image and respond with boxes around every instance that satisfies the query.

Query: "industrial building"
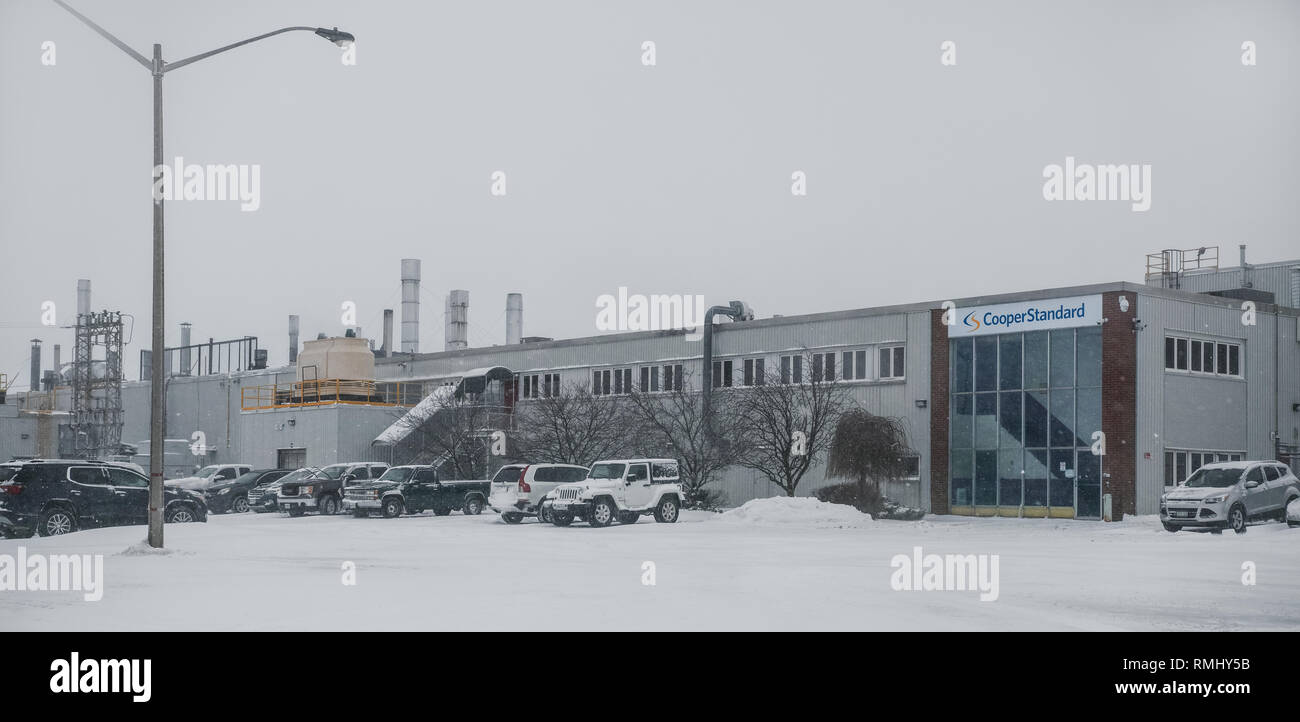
[4,246,1297,520]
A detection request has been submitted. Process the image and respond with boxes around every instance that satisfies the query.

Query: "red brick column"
[930,308,950,514]
[1101,292,1138,518]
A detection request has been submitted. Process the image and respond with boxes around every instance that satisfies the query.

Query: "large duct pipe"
[381,309,394,357]
[445,289,469,351]
[179,322,192,376]
[288,315,300,365]
[29,339,41,393]
[401,259,421,353]
[76,279,90,318]
[52,344,61,383]
[506,293,523,345]
[1239,244,1249,267]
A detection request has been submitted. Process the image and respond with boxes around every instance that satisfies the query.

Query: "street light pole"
[52,1,353,548]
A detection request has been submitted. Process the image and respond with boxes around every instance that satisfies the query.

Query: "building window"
[640,365,661,392]
[809,352,835,382]
[607,367,632,395]
[780,354,803,384]
[542,373,559,397]
[1164,336,1241,377]
[742,358,765,386]
[712,359,734,388]
[662,363,683,392]
[1164,449,1244,486]
[879,345,905,379]
[900,456,920,479]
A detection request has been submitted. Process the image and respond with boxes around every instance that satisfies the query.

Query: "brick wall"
[929,308,949,513]
[1100,292,1137,518]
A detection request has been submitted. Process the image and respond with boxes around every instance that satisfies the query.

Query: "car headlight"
[301,485,314,495]
[1202,494,1228,504]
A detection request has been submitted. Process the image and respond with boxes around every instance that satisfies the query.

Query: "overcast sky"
[2,0,1297,390]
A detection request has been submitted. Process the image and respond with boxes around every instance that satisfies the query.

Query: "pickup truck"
[342,465,490,518]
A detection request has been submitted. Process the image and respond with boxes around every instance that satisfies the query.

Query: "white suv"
[1161,460,1300,534]
[488,463,590,523]
[541,458,684,527]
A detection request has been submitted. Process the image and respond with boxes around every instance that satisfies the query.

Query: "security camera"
[1118,296,1130,313]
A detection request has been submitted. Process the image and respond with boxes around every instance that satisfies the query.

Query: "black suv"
[204,468,292,514]
[0,460,208,537]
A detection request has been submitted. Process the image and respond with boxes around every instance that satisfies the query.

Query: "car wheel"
[382,497,403,519]
[1161,521,1180,533]
[551,512,574,527]
[165,505,197,524]
[37,508,77,536]
[1229,504,1247,534]
[589,498,615,527]
[538,502,553,524]
[433,507,452,516]
[502,512,523,524]
[287,508,305,518]
[231,495,250,514]
[618,511,639,525]
[463,496,484,516]
[319,495,339,516]
[653,496,680,524]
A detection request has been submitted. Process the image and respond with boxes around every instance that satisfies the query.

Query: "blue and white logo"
[949,295,1102,337]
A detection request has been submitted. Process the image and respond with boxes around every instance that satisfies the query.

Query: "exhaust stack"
[445,290,468,351]
[179,322,192,376]
[401,259,420,353]
[506,293,523,345]
[76,279,91,318]
[29,339,41,393]
[288,315,300,365]
[381,309,394,357]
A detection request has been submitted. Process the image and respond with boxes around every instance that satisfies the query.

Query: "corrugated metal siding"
[1134,292,1298,514]
[1150,263,1300,309]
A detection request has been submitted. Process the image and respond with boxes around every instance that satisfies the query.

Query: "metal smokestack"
[445,290,468,351]
[401,259,421,353]
[52,344,61,383]
[381,309,394,358]
[288,315,300,365]
[76,279,91,318]
[29,339,41,393]
[179,322,192,376]
[506,293,523,345]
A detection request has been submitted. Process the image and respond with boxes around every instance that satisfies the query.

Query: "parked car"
[488,463,590,523]
[342,465,490,518]
[248,467,318,513]
[204,468,292,514]
[315,461,390,490]
[1289,497,1300,528]
[541,458,683,527]
[0,459,207,537]
[1161,460,1300,534]
[165,463,252,492]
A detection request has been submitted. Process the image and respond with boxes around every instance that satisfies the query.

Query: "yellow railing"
[241,379,422,411]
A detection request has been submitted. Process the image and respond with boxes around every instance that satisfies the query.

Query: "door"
[624,463,653,509]
[1075,451,1102,519]
[407,468,439,510]
[1261,465,1283,512]
[278,448,307,470]
[1242,465,1267,516]
[1048,450,1075,518]
[105,467,151,525]
[66,466,120,524]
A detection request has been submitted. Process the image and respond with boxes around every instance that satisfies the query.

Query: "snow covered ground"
[2,500,1297,632]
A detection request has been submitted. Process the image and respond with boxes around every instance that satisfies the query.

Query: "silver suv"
[1161,460,1300,534]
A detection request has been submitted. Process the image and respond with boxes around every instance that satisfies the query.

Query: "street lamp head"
[315,27,355,47]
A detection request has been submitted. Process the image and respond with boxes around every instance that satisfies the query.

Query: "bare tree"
[509,381,631,465]
[623,369,742,507]
[826,408,916,512]
[733,351,849,497]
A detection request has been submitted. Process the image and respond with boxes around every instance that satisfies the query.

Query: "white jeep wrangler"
[541,458,683,527]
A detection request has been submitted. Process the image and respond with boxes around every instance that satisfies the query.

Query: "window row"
[951,388,1101,450]
[519,373,561,399]
[952,327,1102,394]
[593,364,686,396]
[1164,336,1241,377]
[1163,449,1244,486]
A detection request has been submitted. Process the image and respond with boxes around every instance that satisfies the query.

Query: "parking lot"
[2,507,1297,632]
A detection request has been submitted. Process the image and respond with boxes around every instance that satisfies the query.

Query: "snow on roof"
[372,385,457,446]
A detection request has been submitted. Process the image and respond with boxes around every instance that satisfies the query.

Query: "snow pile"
[118,541,191,557]
[717,496,870,528]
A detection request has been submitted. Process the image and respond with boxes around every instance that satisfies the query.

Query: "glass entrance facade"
[949,327,1103,518]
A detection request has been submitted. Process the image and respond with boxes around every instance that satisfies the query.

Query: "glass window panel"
[998,448,1023,507]
[1216,343,1228,375]
[999,334,1022,391]
[1075,388,1101,448]
[879,348,891,378]
[974,393,998,449]
[1049,449,1075,508]
[1175,452,1186,482]
[1176,338,1188,370]
[1228,345,1240,376]
[951,394,973,449]
[1190,340,1202,372]
[1024,449,1049,506]
[1201,342,1213,374]
[1023,331,1049,389]
[999,391,1022,447]
[1076,327,1101,387]
[951,450,973,507]
[1050,329,1074,388]
[893,347,905,378]
[975,450,998,506]
[1165,337,1176,369]
[1024,391,1049,448]
[951,338,973,393]
[1164,451,1175,486]
[1076,452,1101,518]
[842,351,853,381]
[1050,390,1075,448]
[975,336,998,391]
[855,350,867,380]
